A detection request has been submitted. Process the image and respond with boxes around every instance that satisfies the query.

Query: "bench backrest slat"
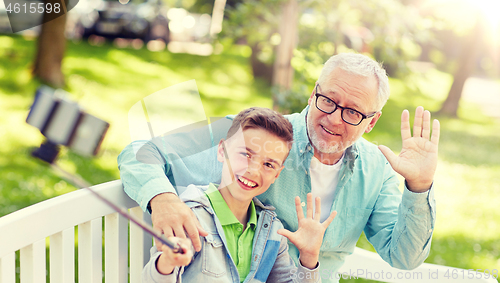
[0,253,16,283]
[49,228,75,283]
[0,180,151,283]
[20,239,46,283]
[78,218,103,283]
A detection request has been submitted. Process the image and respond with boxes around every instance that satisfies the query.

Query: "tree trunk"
[32,0,67,88]
[272,0,298,110]
[250,44,273,84]
[437,19,483,117]
[210,0,226,37]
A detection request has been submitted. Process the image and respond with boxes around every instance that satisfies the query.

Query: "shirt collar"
[205,183,257,227]
[295,106,314,156]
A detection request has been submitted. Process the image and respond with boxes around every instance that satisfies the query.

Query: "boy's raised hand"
[277,193,336,269]
[156,237,194,275]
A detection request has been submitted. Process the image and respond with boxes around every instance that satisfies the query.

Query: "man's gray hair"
[318,53,390,111]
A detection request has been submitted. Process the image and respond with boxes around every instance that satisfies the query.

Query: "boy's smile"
[237,176,258,189]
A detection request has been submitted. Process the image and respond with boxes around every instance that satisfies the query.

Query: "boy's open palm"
[277,193,336,269]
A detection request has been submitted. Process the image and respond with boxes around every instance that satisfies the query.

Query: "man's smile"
[321,125,340,136]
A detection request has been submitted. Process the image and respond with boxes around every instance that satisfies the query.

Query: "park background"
[0,0,499,282]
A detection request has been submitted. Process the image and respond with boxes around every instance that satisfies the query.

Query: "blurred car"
[75,0,169,43]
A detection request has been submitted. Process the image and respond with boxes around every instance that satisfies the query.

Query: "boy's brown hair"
[226,107,294,149]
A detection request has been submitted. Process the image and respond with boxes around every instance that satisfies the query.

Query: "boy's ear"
[271,165,285,183]
[217,139,225,162]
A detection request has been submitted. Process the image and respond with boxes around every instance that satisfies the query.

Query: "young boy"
[142,107,336,282]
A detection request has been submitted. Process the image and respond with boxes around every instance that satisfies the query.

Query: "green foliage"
[297,0,433,77]
[220,0,437,111]
[272,84,310,114]
[222,0,434,77]
[163,0,213,14]
[0,35,271,217]
[221,0,285,49]
[220,0,289,83]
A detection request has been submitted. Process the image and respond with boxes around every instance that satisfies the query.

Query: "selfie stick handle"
[50,163,184,254]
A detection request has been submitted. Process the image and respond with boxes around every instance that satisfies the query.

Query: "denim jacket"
[120,106,436,283]
[142,185,321,283]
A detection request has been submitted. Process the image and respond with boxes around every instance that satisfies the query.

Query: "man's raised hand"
[378,106,440,192]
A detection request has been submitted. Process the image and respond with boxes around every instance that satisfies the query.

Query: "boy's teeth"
[239,177,256,187]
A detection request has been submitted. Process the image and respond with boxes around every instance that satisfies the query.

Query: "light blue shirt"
[119,106,436,282]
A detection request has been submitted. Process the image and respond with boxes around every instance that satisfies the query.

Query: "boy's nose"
[246,158,261,174]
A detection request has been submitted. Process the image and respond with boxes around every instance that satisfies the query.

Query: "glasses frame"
[314,84,377,126]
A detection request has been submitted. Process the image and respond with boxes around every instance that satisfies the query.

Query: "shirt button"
[237,227,242,232]
[428,229,433,233]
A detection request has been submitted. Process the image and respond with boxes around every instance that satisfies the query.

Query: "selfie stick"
[50,163,184,254]
[27,86,183,253]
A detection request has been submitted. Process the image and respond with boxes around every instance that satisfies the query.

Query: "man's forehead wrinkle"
[323,85,365,111]
[324,77,376,111]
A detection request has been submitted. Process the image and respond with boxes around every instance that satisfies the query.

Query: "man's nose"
[328,108,343,125]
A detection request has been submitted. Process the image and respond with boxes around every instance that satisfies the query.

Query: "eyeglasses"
[314,84,377,126]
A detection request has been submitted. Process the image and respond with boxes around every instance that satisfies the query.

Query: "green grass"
[1,34,499,282]
[0,34,272,217]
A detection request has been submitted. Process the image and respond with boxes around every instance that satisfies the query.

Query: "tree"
[272,0,298,110]
[437,19,484,117]
[221,0,430,112]
[221,0,286,84]
[32,0,71,88]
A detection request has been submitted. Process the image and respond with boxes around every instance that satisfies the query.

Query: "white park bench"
[0,180,496,283]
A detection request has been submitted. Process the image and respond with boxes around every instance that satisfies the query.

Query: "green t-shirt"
[205,183,257,283]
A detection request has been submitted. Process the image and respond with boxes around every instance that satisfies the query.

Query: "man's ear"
[217,139,225,162]
[365,111,382,133]
[308,82,318,105]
